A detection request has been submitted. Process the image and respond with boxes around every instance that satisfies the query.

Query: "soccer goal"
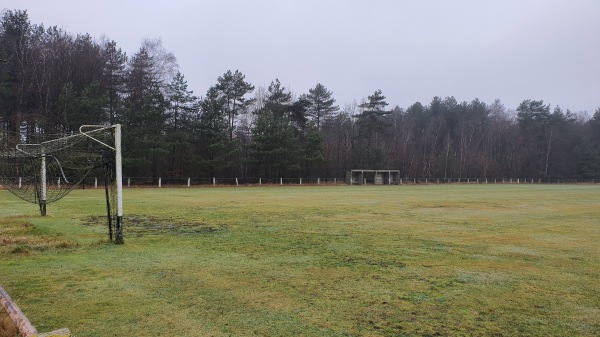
[0,124,124,244]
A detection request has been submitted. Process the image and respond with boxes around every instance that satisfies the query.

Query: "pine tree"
[306,83,339,130]
[251,109,300,178]
[122,46,169,177]
[165,71,198,131]
[0,10,32,132]
[215,70,254,140]
[101,39,127,124]
[162,72,199,176]
[262,78,292,120]
[353,90,390,168]
[196,86,236,176]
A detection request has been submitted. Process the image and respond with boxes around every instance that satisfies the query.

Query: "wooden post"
[259,177,262,185]
[95,177,98,188]
[0,284,39,337]
[213,177,216,186]
[188,178,191,187]
[318,178,320,185]
[128,178,131,188]
[158,177,162,188]
[300,178,302,185]
[236,178,239,186]
[280,178,283,185]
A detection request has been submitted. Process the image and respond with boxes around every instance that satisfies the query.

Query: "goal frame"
[79,124,124,244]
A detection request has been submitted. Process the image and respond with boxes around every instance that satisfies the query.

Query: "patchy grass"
[0,185,599,336]
[0,216,78,255]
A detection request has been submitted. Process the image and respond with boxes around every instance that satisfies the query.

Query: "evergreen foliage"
[306,83,339,129]
[0,11,598,180]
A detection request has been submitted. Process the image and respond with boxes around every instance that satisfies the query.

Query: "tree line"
[1,10,599,180]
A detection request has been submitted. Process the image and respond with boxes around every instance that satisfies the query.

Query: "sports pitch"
[1,185,599,336]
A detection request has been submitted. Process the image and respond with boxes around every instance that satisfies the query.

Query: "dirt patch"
[81,215,223,238]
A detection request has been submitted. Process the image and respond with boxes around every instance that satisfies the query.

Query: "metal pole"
[40,149,47,216]
[114,124,124,244]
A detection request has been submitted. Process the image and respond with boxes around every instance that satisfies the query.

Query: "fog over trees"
[1,10,599,180]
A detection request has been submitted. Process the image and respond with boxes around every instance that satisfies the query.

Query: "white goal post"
[79,124,124,244]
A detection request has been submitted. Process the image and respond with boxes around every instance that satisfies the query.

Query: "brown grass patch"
[0,217,78,255]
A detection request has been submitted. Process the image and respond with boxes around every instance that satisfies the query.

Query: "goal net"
[0,124,124,243]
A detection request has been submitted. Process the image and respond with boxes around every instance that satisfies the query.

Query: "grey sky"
[3,0,600,114]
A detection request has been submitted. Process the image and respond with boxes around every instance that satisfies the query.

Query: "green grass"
[1,185,599,336]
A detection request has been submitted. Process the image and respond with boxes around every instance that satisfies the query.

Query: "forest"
[1,10,599,181]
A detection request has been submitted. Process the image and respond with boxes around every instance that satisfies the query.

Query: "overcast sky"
[3,0,600,114]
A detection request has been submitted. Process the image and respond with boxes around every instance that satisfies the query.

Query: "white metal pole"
[40,149,47,216]
[114,124,124,244]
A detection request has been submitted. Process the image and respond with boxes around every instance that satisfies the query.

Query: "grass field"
[0,184,599,336]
